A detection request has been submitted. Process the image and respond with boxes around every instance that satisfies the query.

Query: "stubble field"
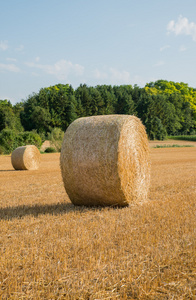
[0,143,195,299]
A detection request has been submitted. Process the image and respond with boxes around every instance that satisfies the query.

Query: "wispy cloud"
[154,61,165,67]
[0,40,8,51]
[25,59,84,80]
[6,57,17,62]
[93,67,131,84]
[0,63,20,73]
[179,45,187,52]
[93,69,108,80]
[15,44,24,52]
[133,75,152,87]
[109,68,131,83]
[167,15,196,41]
[31,72,40,77]
[160,45,170,52]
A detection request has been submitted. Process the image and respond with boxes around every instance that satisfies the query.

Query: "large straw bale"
[60,115,150,207]
[11,145,41,170]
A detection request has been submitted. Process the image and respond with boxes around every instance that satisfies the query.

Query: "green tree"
[31,106,52,133]
[136,92,171,139]
[0,100,22,132]
[20,93,39,131]
[75,84,92,116]
[96,85,116,115]
[112,85,136,115]
[48,127,64,152]
[0,129,42,154]
[88,87,105,115]
[13,102,24,132]
[145,80,196,118]
[148,117,167,140]
[13,81,196,141]
[0,129,17,154]
[65,94,78,128]
[20,84,77,134]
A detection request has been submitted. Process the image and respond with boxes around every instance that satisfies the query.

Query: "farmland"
[0,144,196,299]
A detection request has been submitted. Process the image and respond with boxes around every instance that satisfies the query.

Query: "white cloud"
[31,72,40,77]
[109,68,131,83]
[6,57,17,62]
[160,45,170,52]
[167,15,196,41]
[179,45,187,52]
[15,44,24,51]
[0,40,8,51]
[93,69,108,80]
[25,59,84,80]
[132,75,150,87]
[93,67,131,84]
[154,61,165,67]
[0,63,20,73]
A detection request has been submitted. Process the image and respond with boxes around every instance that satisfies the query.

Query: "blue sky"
[1,0,196,104]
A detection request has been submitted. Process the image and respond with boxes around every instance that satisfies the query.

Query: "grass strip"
[168,135,196,141]
[153,144,194,148]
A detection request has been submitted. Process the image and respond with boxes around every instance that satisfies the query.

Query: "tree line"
[0,80,196,153]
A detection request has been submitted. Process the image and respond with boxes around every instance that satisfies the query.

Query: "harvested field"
[0,146,196,299]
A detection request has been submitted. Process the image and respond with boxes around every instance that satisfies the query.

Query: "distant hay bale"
[60,115,150,207]
[11,145,41,170]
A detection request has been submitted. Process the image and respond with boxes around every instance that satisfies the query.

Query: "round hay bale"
[60,115,150,207]
[11,145,41,170]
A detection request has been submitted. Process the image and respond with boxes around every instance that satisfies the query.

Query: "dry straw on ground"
[0,148,195,298]
[11,145,41,170]
[60,115,150,207]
